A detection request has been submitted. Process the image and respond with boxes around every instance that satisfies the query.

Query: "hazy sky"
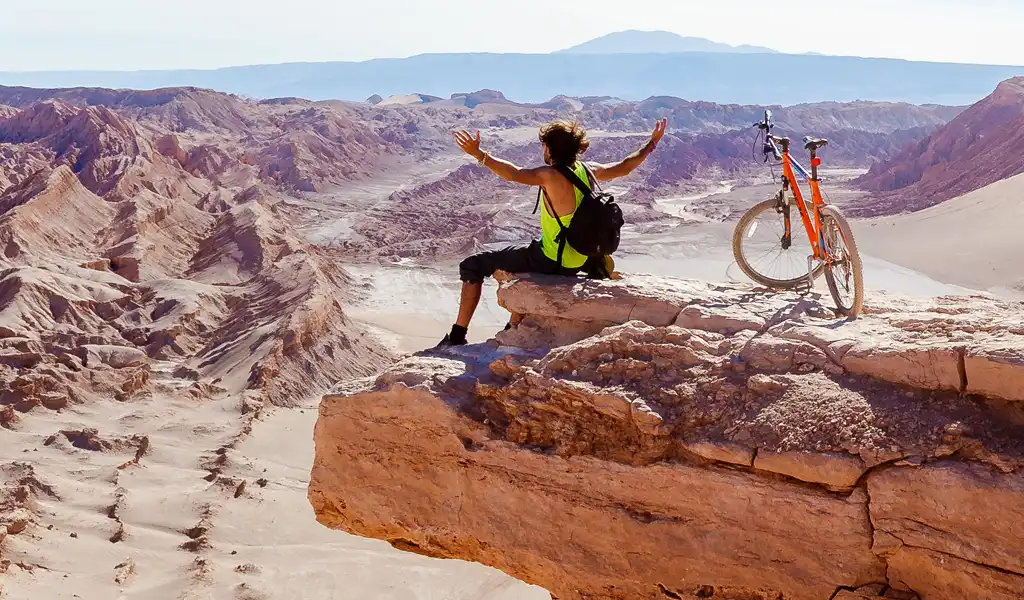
[3,0,1022,71]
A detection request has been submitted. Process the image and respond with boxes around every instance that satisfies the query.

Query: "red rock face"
[852,76,1024,215]
[0,91,400,199]
[0,87,394,429]
[0,101,78,144]
[310,273,1024,600]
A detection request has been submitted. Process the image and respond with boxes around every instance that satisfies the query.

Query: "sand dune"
[856,172,1024,293]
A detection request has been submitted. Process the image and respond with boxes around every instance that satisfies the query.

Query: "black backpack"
[532,162,624,266]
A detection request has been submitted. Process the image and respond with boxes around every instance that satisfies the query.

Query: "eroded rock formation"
[853,76,1024,216]
[309,273,1024,600]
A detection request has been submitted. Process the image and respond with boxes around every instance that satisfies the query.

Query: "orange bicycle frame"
[776,140,826,259]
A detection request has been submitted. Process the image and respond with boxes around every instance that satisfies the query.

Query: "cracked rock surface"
[309,273,1024,600]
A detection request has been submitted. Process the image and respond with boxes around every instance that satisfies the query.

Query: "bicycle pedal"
[794,278,813,295]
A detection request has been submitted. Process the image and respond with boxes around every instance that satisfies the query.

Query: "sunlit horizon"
[3,0,1023,71]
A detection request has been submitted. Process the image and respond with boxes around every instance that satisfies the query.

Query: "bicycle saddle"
[803,136,829,150]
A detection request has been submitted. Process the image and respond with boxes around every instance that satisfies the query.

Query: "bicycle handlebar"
[753,109,773,131]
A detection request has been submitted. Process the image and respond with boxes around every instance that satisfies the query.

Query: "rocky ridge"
[0,84,394,592]
[853,76,1024,216]
[0,88,399,195]
[358,90,960,135]
[309,273,1024,600]
[0,84,964,263]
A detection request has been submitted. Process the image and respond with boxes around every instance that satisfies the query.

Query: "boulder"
[80,345,148,369]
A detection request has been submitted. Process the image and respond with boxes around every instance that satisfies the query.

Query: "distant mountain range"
[0,31,1021,106]
[557,31,778,55]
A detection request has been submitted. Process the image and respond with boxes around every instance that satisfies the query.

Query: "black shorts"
[459,240,587,284]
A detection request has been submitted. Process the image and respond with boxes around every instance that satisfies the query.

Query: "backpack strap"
[581,162,602,192]
[537,185,569,266]
[535,164,596,267]
[535,162,598,214]
[552,164,600,266]
[554,164,594,199]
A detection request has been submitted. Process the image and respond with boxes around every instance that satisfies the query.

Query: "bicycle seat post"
[803,137,828,181]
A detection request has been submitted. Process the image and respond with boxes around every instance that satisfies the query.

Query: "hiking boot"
[585,255,620,280]
[436,333,467,348]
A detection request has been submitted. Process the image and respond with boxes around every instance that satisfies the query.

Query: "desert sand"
[856,172,1024,296]
[1,376,547,599]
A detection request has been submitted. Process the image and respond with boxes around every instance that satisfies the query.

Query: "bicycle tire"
[820,205,865,317]
[732,197,824,289]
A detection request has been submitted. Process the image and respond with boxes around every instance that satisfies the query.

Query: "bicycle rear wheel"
[820,205,865,317]
[733,196,823,289]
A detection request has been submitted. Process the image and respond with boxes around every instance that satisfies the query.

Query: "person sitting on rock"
[439,117,668,347]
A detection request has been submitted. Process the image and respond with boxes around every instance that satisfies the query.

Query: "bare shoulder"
[532,165,559,184]
[587,161,615,181]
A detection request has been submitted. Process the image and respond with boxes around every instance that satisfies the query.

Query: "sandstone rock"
[830,584,900,599]
[113,558,136,585]
[746,373,789,395]
[682,440,755,466]
[0,406,18,429]
[311,386,883,600]
[80,345,148,369]
[311,275,1024,600]
[868,462,1024,576]
[497,274,1024,401]
[234,563,261,574]
[494,314,615,349]
[4,509,31,535]
[495,272,694,327]
[842,343,962,394]
[755,451,866,489]
[60,428,110,452]
[965,344,1024,400]
[886,546,1023,600]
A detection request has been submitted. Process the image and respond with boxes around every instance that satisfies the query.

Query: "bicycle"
[731,110,865,317]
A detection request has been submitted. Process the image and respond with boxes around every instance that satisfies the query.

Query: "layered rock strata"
[310,274,1024,599]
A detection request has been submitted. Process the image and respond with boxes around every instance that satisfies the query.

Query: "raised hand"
[454,130,484,160]
[649,118,668,148]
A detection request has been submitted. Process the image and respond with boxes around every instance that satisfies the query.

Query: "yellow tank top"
[539,161,589,269]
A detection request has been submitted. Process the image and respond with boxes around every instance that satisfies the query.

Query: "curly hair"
[539,119,590,167]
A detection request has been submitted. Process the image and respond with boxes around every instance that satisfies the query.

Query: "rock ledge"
[310,274,1024,600]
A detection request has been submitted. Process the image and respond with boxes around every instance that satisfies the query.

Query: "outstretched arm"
[591,118,667,181]
[453,130,547,186]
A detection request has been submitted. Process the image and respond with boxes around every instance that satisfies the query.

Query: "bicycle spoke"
[823,217,854,308]
[736,201,815,287]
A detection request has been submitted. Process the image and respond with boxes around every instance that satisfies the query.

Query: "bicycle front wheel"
[733,196,823,289]
[820,205,865,317]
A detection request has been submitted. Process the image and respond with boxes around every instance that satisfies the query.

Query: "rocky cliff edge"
[308,273,1024,600]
